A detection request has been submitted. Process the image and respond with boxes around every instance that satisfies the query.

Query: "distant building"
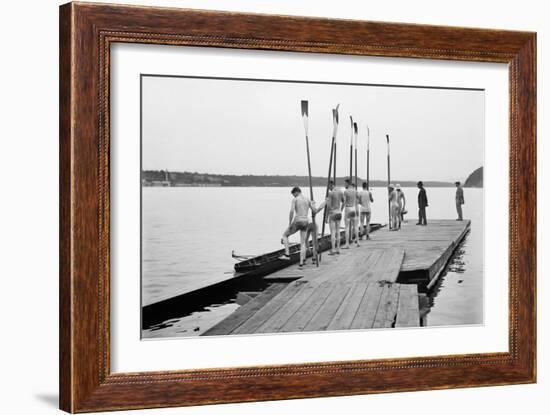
[142,169,173,187]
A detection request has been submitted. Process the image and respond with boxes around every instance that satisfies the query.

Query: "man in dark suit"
[416,181,428,226]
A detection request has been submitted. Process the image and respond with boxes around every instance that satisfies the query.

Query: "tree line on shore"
[142,169,483,188]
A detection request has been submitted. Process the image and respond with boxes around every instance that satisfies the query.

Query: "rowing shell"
[233,223,384,275]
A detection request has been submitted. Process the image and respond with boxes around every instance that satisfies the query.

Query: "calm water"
[142,186,483,338]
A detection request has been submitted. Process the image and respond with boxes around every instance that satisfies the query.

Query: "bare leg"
[396,207,400,230]
[360,212,368,239]
[299,230,307,265]
[353,218,359,246]
[344,217,351,248]
[282,231,291,256]
[335,219,342,252]
[329,220,336,254]
[365,212,371,239]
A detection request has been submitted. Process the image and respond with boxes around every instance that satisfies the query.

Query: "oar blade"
[332,104,340,137]
[301,100,309,134]
[301,100,308,117]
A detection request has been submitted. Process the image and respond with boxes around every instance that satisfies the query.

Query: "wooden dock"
[376,219,471,287]
[202,219,470,336]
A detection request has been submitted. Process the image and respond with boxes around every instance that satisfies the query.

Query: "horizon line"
[141,169,478,183]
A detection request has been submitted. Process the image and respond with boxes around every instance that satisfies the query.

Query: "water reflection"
[143,301,240,338]
[421,227,483,327]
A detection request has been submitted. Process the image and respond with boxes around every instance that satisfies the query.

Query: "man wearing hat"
[416,181,428,226]
[455,181,465,221]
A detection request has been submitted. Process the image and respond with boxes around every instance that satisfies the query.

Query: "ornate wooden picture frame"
[59,2,536,412]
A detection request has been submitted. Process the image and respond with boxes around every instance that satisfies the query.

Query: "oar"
[354,122,359,242]
[333,117,337,186]
[301,100,319,266]
[321,104,340,238]
[349,116,354,182]
[332,110,338,243]
[320,105,340,261]
[346,116,354,244]
[386,134,391,230]
[354,122,358,189]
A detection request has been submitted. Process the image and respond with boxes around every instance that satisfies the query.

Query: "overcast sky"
[142,75,484,182]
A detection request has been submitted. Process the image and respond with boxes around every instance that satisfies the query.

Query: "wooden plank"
[384,284,401,328]
[355,249,386,283]
[350,283,384,330]
[304,283,353,332]
[340,251,376,283]
[372,283,400,328]
[255,282,318,333]
[202,283,287,336]
[427,221,471,284]
[327,282,369,331]
[236,292,256,306]
[263,273,304,281]
[279,283,334,332]
[378,248,405,283]
[232,281,307,334]
[395,284,420,328]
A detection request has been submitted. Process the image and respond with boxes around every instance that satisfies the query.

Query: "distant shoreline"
[142,183,483,188]
[142,170,482,188]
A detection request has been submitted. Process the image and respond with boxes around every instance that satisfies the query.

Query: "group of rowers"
[280,179,377,268]
[279,180,449,268]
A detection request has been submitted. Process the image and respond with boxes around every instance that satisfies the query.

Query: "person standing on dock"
[396,184,406,228]
[388,184,400,231]
[416,181,428,226]
[357,182,374,240]
[280,187,316,268]
[455,181,465,221]
[343,179,359,248]
[314,180,345,254]
[354,183,361,243]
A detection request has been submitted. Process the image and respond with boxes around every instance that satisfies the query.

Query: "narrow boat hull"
[234,223,384,276]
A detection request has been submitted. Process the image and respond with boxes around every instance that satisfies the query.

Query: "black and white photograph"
[2,0,544,413]
[140,74,484,339]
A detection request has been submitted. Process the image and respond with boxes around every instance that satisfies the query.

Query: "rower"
[280,186,316,268]
[396,184,406,228]
[314,180,344,254]
[357,182,374,240]
[388,184,400,231]
[343,179,359,248]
